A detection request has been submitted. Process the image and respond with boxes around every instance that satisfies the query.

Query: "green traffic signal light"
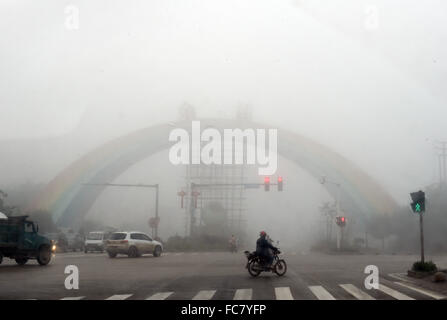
[410,190,425,213]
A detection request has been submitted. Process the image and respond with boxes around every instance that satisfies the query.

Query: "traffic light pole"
[410,190,426,263]
[320,176,342,250]
[420,212,425,264]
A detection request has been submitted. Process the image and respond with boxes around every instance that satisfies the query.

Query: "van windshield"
[87,232,103,240]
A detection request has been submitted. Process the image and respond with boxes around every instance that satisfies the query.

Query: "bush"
[412,261,438,273]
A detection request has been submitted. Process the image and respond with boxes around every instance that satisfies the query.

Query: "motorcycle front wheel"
[274,259,287,276]
[247,260,261,277]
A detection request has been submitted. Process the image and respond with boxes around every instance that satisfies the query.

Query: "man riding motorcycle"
[256,231,278,267]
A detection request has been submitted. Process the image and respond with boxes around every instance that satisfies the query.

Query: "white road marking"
[309,285,336,300]
[192,290,216,300]
[105,294,133,300]
[388,273,410,282]
[233,289,252,300]
[274,287,294,300]
[394,281,447,300]
[377,284,414,300]
[174,252,184,256]
[146,292,174,300]
[339,284,375,300]
[60,296,85,300]
[57,254,104,259]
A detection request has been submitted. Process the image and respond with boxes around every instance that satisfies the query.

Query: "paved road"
[1,251,446,300]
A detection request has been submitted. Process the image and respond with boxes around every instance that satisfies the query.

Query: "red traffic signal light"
[278,176,283,191]
[264,176,270,191]
[336,216,346,227]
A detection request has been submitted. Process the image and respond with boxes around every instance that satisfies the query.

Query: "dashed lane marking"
[146,292,174,300]
[105,294,133,300]
[339,284,375,300]
[309,285,336,300]
[233,289,252,300]
[192,290,216,300]
[394,281,447,300]
[274,287,294,300]
[377,284,414,300]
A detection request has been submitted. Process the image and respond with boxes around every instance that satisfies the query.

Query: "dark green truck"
[0,216,55,265]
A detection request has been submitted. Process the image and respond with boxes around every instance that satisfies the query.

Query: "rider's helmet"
[259,231,267,237]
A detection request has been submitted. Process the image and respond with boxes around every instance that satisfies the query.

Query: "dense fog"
[1,0,446,253]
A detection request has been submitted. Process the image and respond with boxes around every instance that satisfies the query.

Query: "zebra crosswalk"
[50,278,442,301]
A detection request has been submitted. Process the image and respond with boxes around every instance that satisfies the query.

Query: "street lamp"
[320,175,343,250]
[319,176,341,216]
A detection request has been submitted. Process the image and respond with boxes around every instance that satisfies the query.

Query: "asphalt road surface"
[1,250,447,300]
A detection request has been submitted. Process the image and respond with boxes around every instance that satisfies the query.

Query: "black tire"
[153,246,162,257]
[84,248,88,253]
[15,257,28,265]
[107,251,117,258]
[128,246,138,258]
[0,253,3,265]
[274,259,287,276]
[37,246,51,266]
[247,260,261,277]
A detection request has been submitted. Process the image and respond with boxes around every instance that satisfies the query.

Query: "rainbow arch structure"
[31,118,398,228]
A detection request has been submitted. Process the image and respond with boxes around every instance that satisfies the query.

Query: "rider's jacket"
[256,236,277,257]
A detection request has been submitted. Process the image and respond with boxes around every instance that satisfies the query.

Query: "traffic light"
[264,176,270,191]
[410,190,425,213]
[336,216,346,227]
[277,176,283,191]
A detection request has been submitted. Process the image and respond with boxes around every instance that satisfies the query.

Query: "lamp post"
[320,176,342,250]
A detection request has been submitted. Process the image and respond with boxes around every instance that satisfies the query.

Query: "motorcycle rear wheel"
[247,260,261,277]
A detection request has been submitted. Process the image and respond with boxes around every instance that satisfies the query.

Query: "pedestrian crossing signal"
[410,190,425,213]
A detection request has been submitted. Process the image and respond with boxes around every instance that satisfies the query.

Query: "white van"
[84,231,106,253]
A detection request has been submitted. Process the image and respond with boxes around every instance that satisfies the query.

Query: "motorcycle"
[244,248,287,277]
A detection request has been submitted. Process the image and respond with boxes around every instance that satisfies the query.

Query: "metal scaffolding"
[182,140,247,240]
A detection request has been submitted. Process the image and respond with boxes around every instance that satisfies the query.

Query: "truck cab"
[0,216,55,265]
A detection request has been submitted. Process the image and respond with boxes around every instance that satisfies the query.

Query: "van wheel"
[0,253,3,264]
[37,246,51,266]
[15,257,28,265]
[128,246,138,258]
[107,251,117,258]
[153,246,162,257]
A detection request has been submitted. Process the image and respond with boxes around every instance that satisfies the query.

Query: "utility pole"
[441,141,447,185]
[419,211,425,263]
[320,176,342,250]
[430,140,447,186]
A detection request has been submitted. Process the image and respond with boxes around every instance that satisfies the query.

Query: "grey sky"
[1,0,446,206]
